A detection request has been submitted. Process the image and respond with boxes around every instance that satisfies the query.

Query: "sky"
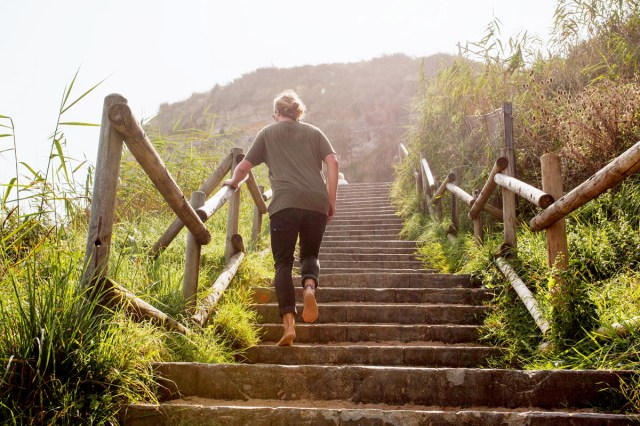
[0,0,558,186]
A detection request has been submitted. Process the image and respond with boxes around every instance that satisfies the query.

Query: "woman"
[224,90,339,346]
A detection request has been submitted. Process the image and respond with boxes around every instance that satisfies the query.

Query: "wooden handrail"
[101,278,190,335]
[150,153,233,257]
[421,158,436,192]
[446,182,473,205]
[108,103,211,246]
[86,94,280,341]
[246,171,268,215]
[494,173,554,209]
[432,173,456,202]
[191,234,245,327]
[468,157,508,219]
[530,140,640,231]
[399,143,409,158]
[495,257,550,335]
[196,177,249,222]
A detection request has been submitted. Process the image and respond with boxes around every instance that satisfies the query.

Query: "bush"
[0,261,164,425]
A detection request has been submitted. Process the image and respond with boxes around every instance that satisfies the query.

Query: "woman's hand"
[222,179,238,190]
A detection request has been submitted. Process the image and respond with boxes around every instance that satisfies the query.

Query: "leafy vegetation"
[394,0,640,412]
[0,73,273,424]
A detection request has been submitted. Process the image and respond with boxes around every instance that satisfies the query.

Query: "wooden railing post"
[252,185,265,245]
[473,189,484,245]
[183,191,205,311]
[540,153,568,270]
[225,147,243,261]
[414,171,424,213]
[501,102,517,254]
[450,170,459,232]
[82,94,128,285]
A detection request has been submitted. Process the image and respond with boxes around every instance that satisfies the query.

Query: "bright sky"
[0,0,558,185]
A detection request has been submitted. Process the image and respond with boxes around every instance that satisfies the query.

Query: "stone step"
[253,287,491,305]
[336,193,389,202]
[240,342,499,367]
[123,400,637,426]
[327,219,404,228]
[151,363,631,411]
[257,323,481,344]
[338,184,391,191]
[254,303,489,325]
[325,224,404,233]
[320,260,425,270]
[328,217,403,226]
[321,239,417,248]
[320,246,417,255]
[336,201,395,210]
[311,273,476,289]
[322,232,401,240]
[319,253,419,262]
[333,208,397,216]
[320,267,434,274]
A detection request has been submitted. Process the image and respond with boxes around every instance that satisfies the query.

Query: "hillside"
[149,53,455,182]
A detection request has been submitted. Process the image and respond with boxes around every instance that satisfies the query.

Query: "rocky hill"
[149,53,455,182]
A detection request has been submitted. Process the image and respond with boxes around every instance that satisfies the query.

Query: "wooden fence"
[399,102,640,339]
[83,94,271,333]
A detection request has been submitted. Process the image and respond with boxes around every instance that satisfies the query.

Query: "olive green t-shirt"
[244,121,336,216]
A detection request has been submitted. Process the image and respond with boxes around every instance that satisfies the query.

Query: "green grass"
[0,72,275,424]
[394,1,640,411]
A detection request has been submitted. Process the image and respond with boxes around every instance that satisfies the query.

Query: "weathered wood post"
[83,94,127,285]
[501,102,517,254]
[108,103,211,246]
[414,171,423,213]
[225,147,243,261]
[252,185,265,245]
[421,158,436,216]
[183,191,205,311]
[450,170,459,233]
[473,189,484,245]
[540,153,568,270]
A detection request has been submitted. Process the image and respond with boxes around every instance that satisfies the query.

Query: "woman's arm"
[324,153,339,222]
[224,159,254,189]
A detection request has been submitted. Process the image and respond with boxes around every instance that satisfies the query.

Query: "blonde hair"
[273,90,306,121]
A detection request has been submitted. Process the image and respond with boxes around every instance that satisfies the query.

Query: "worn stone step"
[319,260,424,270]
[329,217,403,226]
[322,232,401,240]
[253,287,491,305]
[241,342,499,367]
[327,221,404,230]
[257,323,481,344]
[334,208,397,216]
[320,246,417,255]
[320,253,418,262]
[310,273,475,289]
[338,183,391,191]
[336,193,389,202]
[325,223,404,232]
[336,202,395,210]
[151,363,631,411]
[321,239,417,248]
[254,303,489,325]
[123,400,638,426]
[320,267,434,274]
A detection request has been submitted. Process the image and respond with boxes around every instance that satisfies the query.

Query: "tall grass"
[395,0,640,412]
[0,71,274,423]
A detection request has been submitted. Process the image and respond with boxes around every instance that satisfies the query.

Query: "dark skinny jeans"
[270,208,327,316]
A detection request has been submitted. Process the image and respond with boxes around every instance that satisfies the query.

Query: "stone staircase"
[123,182,635,425]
